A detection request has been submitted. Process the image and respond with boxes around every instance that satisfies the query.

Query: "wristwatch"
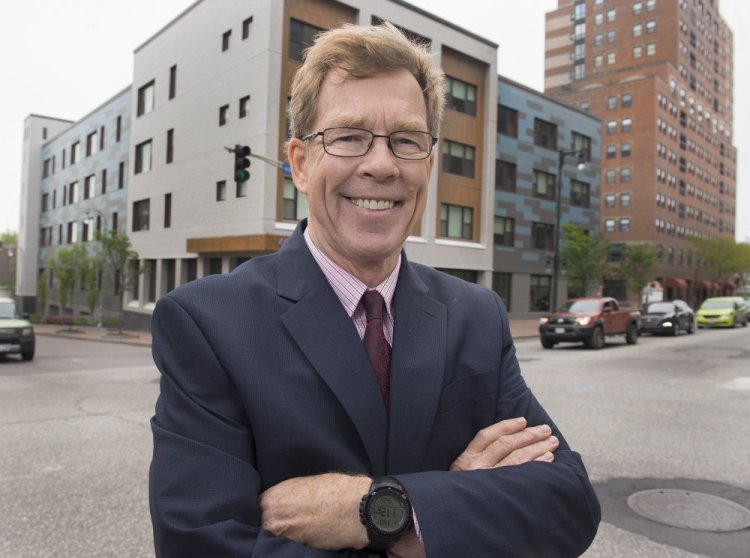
[359,476,413,552]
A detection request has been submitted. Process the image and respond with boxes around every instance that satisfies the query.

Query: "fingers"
[497,435,559,467]
[461,417,527,455]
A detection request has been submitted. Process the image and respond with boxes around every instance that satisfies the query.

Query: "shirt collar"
[303,227,400,318]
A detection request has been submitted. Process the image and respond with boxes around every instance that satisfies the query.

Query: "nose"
[360,136,399,180]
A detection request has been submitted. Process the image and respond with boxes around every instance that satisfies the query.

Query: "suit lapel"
[277,224,388,475]
[387,259,447,474]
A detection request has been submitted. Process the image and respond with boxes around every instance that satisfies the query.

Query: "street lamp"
[85,209,107,328]
[551,149,588,312]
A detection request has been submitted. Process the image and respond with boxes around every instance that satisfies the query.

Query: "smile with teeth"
[349,197,396,210]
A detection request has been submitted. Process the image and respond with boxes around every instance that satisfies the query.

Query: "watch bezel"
[362,485,412,537]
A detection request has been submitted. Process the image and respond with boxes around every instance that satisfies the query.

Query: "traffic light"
[234,144,251,183]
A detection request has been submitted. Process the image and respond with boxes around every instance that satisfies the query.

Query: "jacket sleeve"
[149,295,363,558]
[395,294,601,557]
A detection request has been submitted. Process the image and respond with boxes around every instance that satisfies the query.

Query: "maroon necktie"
[362,290,391,408]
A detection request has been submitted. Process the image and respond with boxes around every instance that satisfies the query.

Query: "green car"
[0,297,35,361]
[696,296,749,329]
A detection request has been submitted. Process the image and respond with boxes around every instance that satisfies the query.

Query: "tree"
[97,230,141,333]
[49,245,89,329]
[692,237,750,284]
[560,223,610,298]
[0,229,18,294]
[83,256,102,319]
[620,244,659,299]
[37,267,48,316]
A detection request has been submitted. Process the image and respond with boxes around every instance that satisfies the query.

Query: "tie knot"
[362,290,385,321]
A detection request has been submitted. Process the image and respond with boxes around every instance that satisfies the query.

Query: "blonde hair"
[289,23,445,139]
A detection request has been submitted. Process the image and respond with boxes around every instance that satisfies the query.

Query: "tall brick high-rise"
[544,0,737,305]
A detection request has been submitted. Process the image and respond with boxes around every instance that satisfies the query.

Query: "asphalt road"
[1,327,748,557]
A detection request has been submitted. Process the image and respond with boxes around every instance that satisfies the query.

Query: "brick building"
[544,0,737,305]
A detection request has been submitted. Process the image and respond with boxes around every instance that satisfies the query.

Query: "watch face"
[369,491,408,534]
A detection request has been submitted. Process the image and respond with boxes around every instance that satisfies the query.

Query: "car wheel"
[687,319,696,334]
[21,350,34,362]
[742,318,748,328]
[540,337,555,349]
[625,323,638,345]
[587,327,605,350]
[671,322,679,336]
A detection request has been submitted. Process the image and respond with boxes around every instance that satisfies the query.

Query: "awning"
[697,280,712,289]
[723,282,737,290]
[665,277,688,289]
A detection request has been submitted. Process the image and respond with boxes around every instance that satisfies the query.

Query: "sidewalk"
[34,317,541,347]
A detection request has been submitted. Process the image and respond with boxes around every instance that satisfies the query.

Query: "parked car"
[696,297,748,328]
[0,297,35,361]
[539,297,641,350]
[640,299,696,335]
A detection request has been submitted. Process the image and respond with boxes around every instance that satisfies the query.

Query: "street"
[1,329,749,557]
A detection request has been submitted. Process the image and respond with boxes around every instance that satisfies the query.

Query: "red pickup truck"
[539,297,641,350]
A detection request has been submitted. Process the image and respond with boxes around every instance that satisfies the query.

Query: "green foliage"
[97,230,141,333]
[48,245,89,329]
[692,237,750,282]
[82,256,101,317]
[37,268,48,314]
[0,230,17,247]
[0,229,17,293]
[560,223,610,298]
[620,244,659,295]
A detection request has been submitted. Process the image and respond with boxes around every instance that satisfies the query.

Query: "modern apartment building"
[544,0,737,304]
[495,76,601,313]
[17,89,132,318]
[124,0,499,327]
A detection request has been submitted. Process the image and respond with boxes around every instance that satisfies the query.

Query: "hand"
[450,417,558,471]
[259,473,371,550]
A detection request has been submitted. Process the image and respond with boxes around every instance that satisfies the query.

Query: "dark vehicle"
[0,297,35,361]
[539,297,641,350]
[640,300,695,335]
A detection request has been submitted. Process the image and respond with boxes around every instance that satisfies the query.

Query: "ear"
[288,138,310,194]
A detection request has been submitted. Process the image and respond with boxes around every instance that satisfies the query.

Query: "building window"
[289,19,323,62]
[116,116,122,141]
[622,93,633,107]
[606,144,617,159]
[137,80,155,116]
[533,170,556,200]
[620,192,631,207]
[494,216,514,247]
[133,199,150,231]
[595,13,604,25]
[621,168,631,182]
[530,275,551,312]
[239,95,250,118]
[219,104,229,126]
[101,169,107,194]
[71,141,81,164]
[86,130,98,156]
[646,0,656,10]
[607,9,616,22]
[604,193,616,208]
[619,218,631,232]
[608,30,616,43]
[595,55,604,68]
[621,117,632,132]
[534,118,557,150]
[621,142,632,157]
[594,33,604,46]
[216,180,227,201]
[166,129,174,164]
[646,20,656,33]
[579,100,590,111]
[99,126,105,151]
[495,160,516,191]
[442,140,475,178]
[283,177,307,221]
[169,65,177,99]
[164,193,172,229]
[646,42,656,56]
[607,120,617,134]
[440,203,473,240]
[606,169,617,183]
[531,222,554,250]
[242,16,253,40]
[84,174,96,200]
[633,45,643,58]
[633,2,643,14]
[41,193,49,212]
[68,181,79,204]
[492,273,512,310]
[607,52,616,65]
[604,218,616,233]
[607,96,617,110]
[222,29,231,51]
[571,180,590,208]
[498,105,518,137]
[572,132,591,160]
[118,161,125,189]
[135,140,153,174]
[633,23,643,37]
[445,76,477,116]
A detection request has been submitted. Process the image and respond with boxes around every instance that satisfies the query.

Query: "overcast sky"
[1,0,747,242]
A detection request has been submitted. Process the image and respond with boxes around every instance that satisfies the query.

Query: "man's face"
[289,68,434,283]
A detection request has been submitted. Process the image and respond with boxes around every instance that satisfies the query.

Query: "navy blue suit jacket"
[149,221,600,557]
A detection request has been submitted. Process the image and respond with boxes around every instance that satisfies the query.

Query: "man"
[150,23,600,557]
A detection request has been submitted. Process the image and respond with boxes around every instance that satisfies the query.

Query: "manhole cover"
[627,489,750,532]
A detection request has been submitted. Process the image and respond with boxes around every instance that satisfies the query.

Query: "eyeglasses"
[300,127,437,160]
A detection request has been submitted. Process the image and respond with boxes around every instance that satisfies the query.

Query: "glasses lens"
[323,128,372,156]
[390,131,433,159]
